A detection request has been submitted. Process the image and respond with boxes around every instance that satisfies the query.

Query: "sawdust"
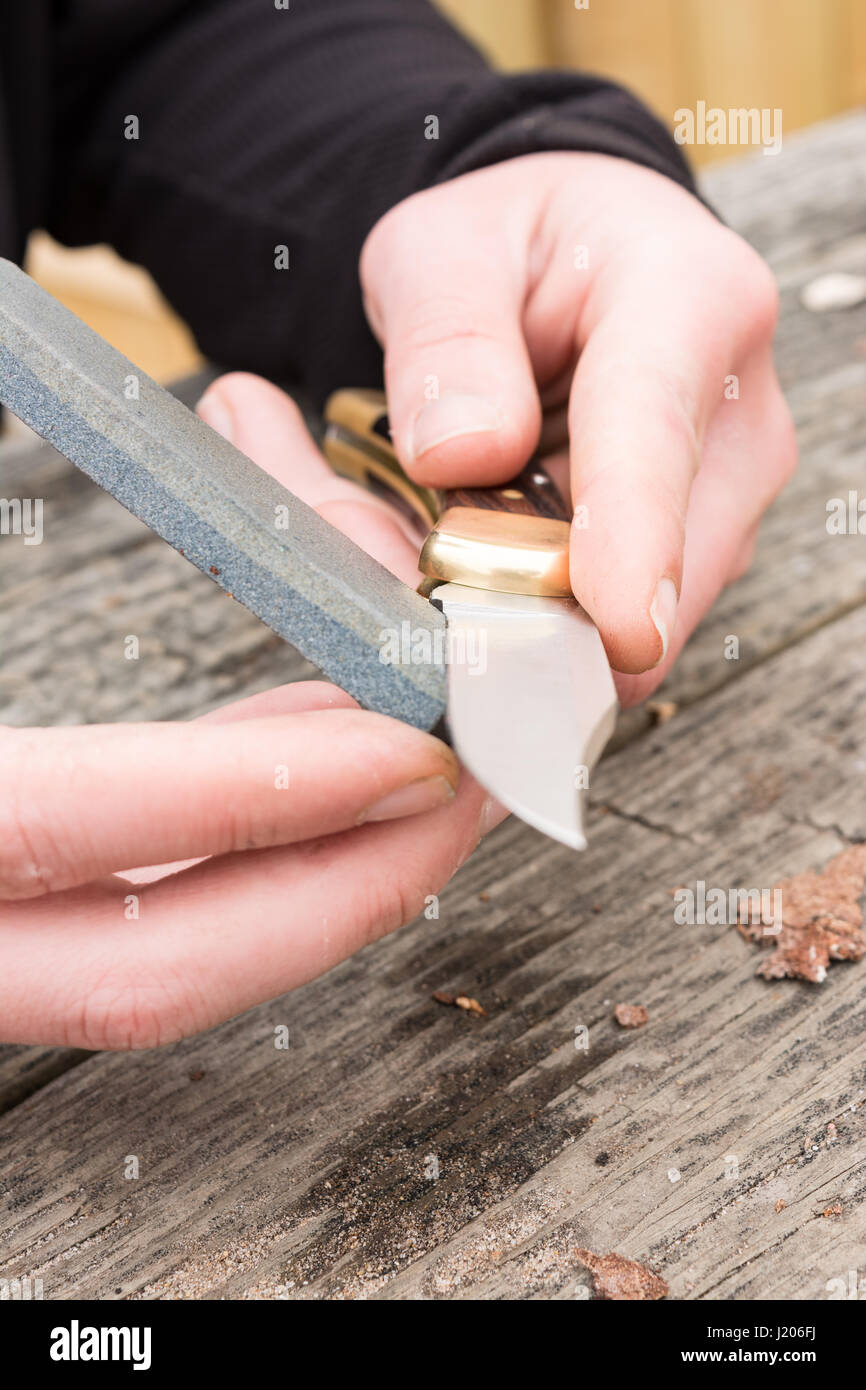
[614,1003,649,1028]
[573,1248,668,1301]
[736,845,866,983]
[420,1189,568,1297]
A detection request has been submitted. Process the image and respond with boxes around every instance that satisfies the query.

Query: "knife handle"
[323,388,572,598]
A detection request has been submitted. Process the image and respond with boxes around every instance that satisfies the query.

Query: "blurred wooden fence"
[437,0,866,165]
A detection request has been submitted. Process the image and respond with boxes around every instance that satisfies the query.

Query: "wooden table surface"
[1,113,865,1302]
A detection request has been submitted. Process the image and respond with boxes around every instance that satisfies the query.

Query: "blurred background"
[438,0,866,153]
[24,0,866,389]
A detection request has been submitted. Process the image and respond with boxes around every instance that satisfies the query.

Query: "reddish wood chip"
[574,1248,668,1301]
[614,1003,649,1028]
[775,1199,787,1213]
[823,1203,843,1218]
[736,845,866,983]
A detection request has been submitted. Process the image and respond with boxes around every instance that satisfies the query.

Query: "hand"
[1,379,499,1050]
[360,152,797,702]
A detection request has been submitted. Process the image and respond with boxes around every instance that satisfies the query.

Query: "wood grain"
[1,600,864,1300]
[444,462,571,522]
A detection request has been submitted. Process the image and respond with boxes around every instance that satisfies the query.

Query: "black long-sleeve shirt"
[0,1,698,402]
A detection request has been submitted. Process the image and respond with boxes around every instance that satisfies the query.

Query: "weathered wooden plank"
[0,595,864,1299]
[0,1047,89,1119]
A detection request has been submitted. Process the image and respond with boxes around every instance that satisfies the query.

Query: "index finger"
[567,250,775,673]
[0,710,459,899]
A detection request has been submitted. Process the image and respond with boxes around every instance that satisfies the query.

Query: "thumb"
[361,193,541,489]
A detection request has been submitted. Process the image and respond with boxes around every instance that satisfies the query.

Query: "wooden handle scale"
[323,389,571,598]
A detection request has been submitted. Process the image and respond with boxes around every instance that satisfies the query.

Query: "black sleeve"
[46,0,699,404]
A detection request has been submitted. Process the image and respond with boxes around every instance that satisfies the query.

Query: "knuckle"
[351,856,431,953]
[743,379,798,509]
[624,362,702,481]
[767,394,799,492]
[0,732,56,899]
[361,189,429,274]
[75,961,196,1051]
[392,298,506,358]
[726,238,780,341]
[729,532,758,582]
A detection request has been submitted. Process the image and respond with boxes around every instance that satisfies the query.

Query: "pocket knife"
[0,260,616,851]
[323,389,617,850]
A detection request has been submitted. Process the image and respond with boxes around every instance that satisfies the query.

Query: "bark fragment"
[574,1248,668,1301]
[736,845,866,983]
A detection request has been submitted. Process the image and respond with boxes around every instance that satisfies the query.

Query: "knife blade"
[432,582,616,849]
[323,389,618,849]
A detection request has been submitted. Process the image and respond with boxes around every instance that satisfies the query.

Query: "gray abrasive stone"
[0,259,446,729]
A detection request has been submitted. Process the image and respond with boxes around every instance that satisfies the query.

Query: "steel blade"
[433,582,618,849]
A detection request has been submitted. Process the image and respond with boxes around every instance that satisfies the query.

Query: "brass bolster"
[420,507,572,598]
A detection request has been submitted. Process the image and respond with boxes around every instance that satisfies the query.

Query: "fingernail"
[650,577,679,666]
[198,391,234,443]
[361,774,455,823]
[410,394,502,461]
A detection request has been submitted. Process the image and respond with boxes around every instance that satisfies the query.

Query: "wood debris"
[432,991,486,1016]
[614,1003,649,1028]
[647,700,678,725]
[823,1203,843,1218]
[736,845,866,983]
[456,995,486,1016]
[574,1248,668,1301]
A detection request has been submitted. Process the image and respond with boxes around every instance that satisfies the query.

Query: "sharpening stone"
[0,259,446,729]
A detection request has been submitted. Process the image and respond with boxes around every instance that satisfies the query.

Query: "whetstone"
[0,259,446,729]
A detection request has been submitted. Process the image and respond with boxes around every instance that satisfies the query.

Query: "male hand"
[360,152,797,703]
